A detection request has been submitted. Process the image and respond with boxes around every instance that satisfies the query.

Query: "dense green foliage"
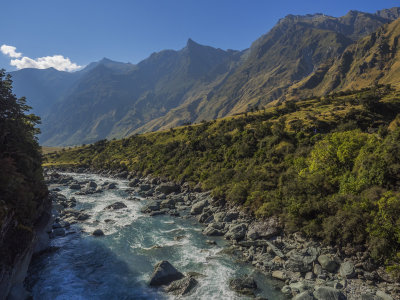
[46,87,400,275]
[0,70,47,231]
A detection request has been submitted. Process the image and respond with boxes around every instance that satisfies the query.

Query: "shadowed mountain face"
[9,8,400,146]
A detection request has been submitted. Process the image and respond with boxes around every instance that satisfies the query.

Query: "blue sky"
[1,0,399,71]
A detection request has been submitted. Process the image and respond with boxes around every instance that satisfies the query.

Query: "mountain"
[38,40,242,145]
[9,68,81,116]
[287,17,400,98]
[9,7,400,146]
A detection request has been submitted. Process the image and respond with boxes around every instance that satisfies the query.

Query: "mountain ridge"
[8,7,400,146]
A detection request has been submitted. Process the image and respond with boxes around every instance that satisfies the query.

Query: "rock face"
[149,261,184,286]
[165,276,198,296]
[105,202,127,210]
[229,275,257,296]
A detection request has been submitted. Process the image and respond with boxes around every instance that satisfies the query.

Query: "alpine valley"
[2,5,400,300]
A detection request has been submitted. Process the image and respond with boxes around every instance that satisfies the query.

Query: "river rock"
[165,276,198,296]
[190,199,208,215]
[160,199,175,209]
[105,182,117,190]
[318,255,339,273]
[376,291,394,300]
[115,171,128,178]
[339,261,355,278]
[229,275,257,296]
[313,286,346,300]
[293,291,315,300]
[86,181,97,189]
[69,184,81,190]
[141,200,161,213]
[105,202,127,210]
[156,183,181,195]
[128,178,140,187]
[139,184,151,191]
[92,229,104,236]
[203,227,224,236]
[149,261,184,286]
[225,224,247,241]
[272,270,287,281]
[246,217,281,240]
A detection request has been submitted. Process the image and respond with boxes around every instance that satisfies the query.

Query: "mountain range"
[9,7,400,146]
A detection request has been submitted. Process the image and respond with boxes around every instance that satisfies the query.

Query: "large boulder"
[149,261,184,286]
[92,229,104,236]
[105,202,127,210]
[190,199,208,215]
[285,247,318,273]
[318,255,339,273]
[165,276,198,296]
[229,275,257,296]
[313,286,346,300]
[246,217,281,240]
[156,183,181,195]
[141,200,161,213]
[339,261,355,279]
[225,224,247,241]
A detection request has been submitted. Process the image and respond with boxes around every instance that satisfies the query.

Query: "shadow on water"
[26,228,165,300]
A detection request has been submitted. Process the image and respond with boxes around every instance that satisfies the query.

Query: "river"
[26,172,286,299]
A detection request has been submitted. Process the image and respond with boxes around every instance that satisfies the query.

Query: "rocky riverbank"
[44,167,400,299]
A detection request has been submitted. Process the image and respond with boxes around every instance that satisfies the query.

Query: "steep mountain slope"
[39,40,242,145]
[138,9,398,132]
[288,17,400,98]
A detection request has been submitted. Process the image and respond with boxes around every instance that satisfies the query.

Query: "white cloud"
[1,44,82,72]
[0,45,22,58]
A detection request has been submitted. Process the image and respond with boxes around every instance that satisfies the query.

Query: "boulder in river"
[165,276,198,296]
[105,202,127,210]
[149,261,184,286]
[92,229,104,236]
[229,275,257,296]
[69,184,81,190]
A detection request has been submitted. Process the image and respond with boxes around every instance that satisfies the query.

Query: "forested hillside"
[0,70,48,294]
[46,85,400,276]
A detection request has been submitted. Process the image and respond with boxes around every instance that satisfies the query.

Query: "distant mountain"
[9,7,400,146]
[38,40,242,145]
[9,68,81,116]
[287,17,400,98]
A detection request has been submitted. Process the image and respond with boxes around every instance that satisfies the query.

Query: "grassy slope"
[45,86,400,275]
